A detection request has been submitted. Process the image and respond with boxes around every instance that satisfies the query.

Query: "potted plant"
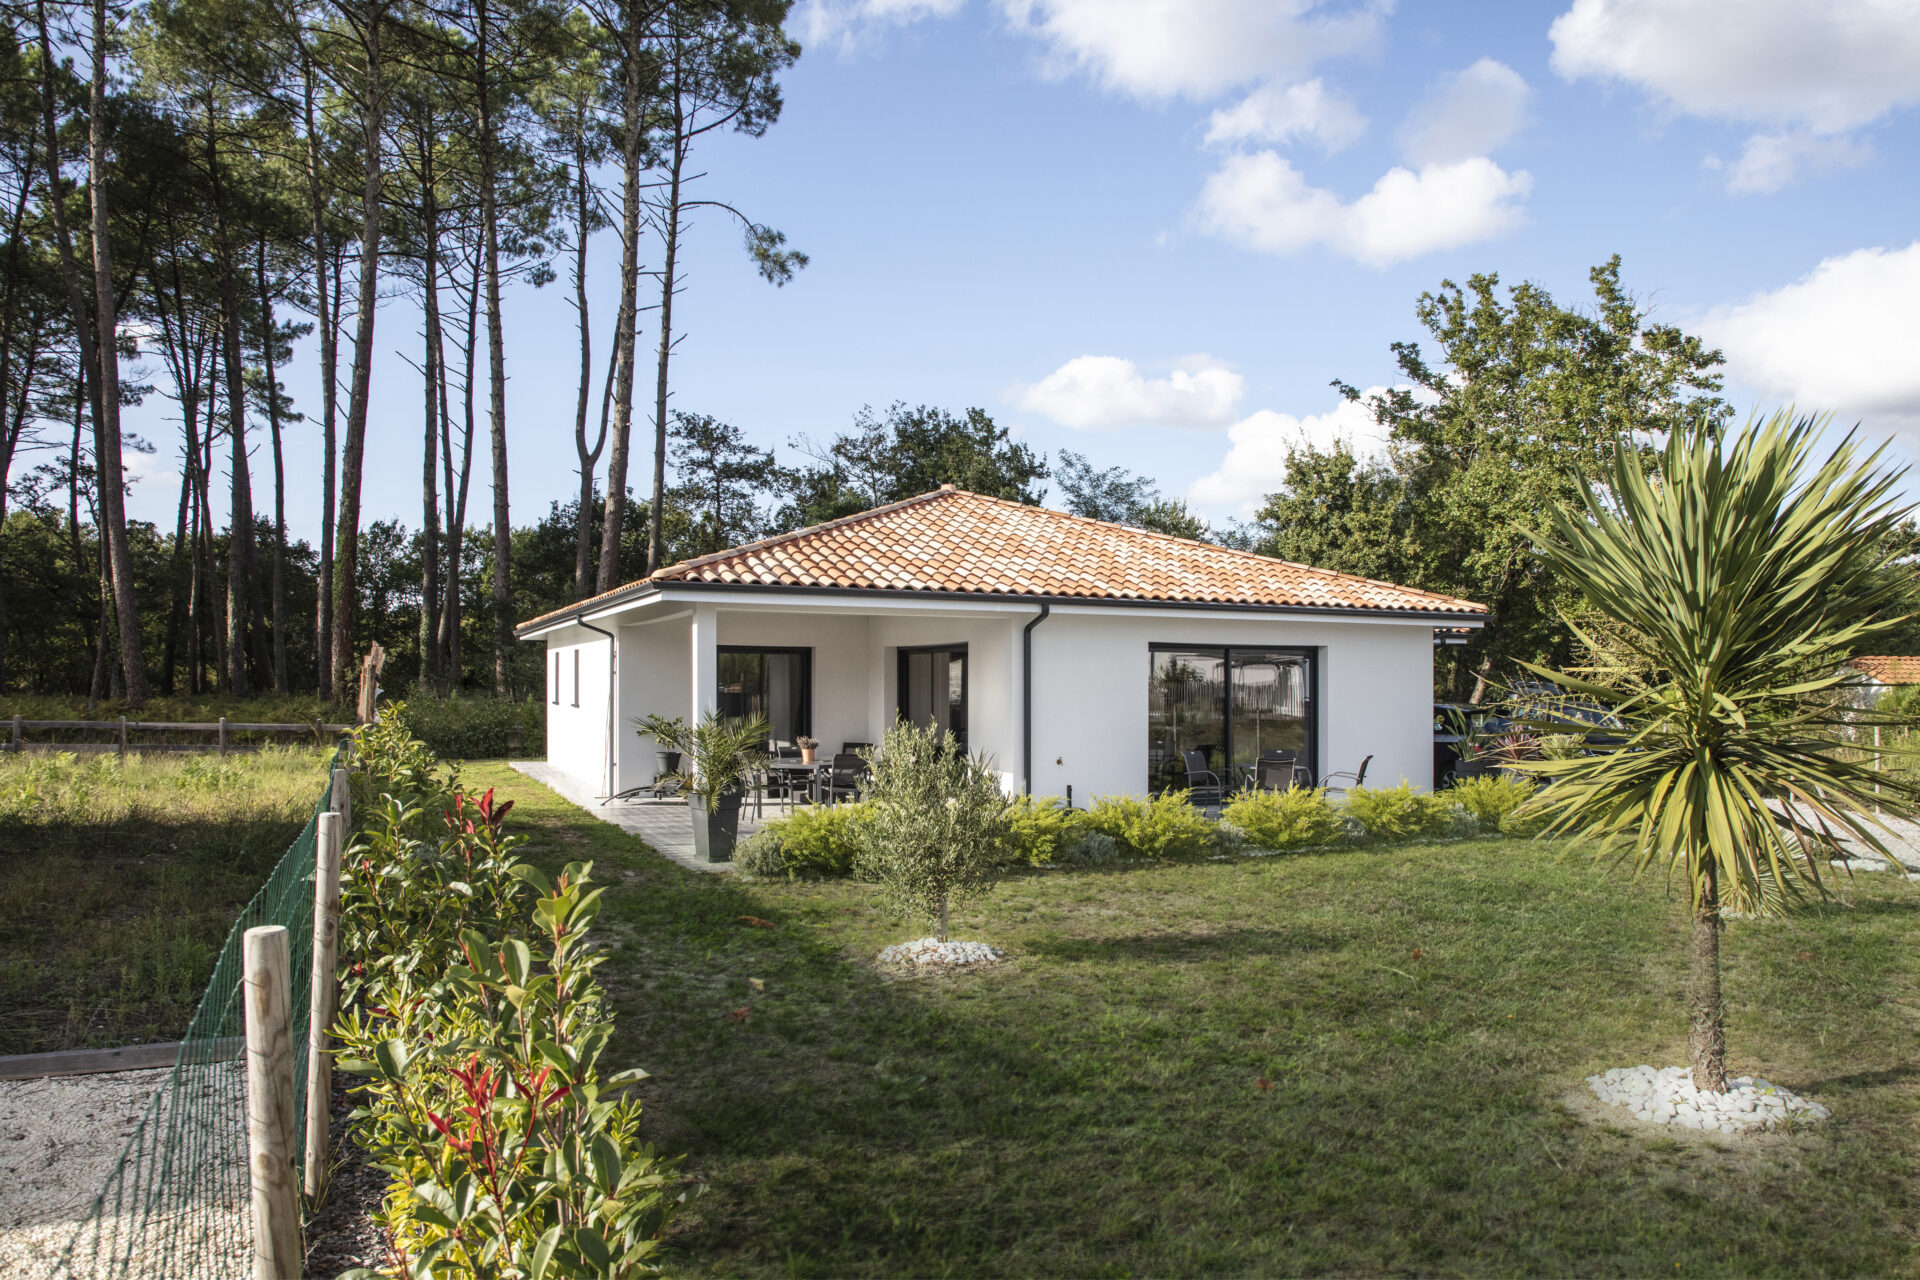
[797,735,820,765]
[636,712,769,862]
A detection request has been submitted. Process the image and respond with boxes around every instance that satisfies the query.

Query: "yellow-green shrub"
[1080,792,1216,860]
[1448,773,1536,834]
[1005,794,1077,865]
[736,802,872,878]
[1222,786,1344,850]
[1344,782,1457,842]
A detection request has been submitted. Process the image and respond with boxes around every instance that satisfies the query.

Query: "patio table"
[764,759,827,806]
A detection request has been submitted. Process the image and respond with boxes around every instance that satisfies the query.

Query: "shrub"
[1222,786,1345,851]
[1005,794,1076,866]
[1080,792,1215,861]
[1448,773,1537,834]
[394,694,544,760]
[335,707,687,1276]
[1343,782,1458,842]
[852,720,1011,941]
[1054,830,1120,868]
[736,803,870,878]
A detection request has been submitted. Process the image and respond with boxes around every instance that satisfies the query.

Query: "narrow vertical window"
[572,650,581,707]
[552,652,560,704]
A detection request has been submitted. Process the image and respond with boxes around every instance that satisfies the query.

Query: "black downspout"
[1022,602,1051,795]
[576,614,617,799]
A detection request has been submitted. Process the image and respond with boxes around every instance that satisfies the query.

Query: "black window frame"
[716,645,814,740]
[897,643,969,749]
[551,651,561,705]
[1147,643,1318,792]
[572,649,581,708]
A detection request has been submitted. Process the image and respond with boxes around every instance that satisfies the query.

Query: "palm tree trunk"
[1688,877,1728,1091]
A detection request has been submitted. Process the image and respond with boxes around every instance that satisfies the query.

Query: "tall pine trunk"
[303,53,338,697]
[476,0,512,694]
[596,3,643,592]
[440,256,480,687]
[570,128,603,598]
[646,113,686,575]
[86,0,147,705]
[331,6,386,700]
[419,142,443,692]
[258,243,288,692]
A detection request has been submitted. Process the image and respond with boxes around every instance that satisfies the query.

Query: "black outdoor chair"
[822,752,867,805]
[1318,754,1372,792]
[1252,749,1307,791]
[841,741,873,756]
[1182,749,1226,808]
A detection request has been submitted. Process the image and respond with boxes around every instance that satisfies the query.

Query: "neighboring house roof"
[1849,655,1920,685]
[518,486,1486,634]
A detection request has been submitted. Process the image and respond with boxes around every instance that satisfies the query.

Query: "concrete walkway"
[510,761,769,875]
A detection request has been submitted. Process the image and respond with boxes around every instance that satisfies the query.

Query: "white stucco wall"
[544,594,1444,803]
[542,624,613,794]
[1026,608,1436,801]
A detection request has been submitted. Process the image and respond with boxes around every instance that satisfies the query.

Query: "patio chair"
[822,752,866,805]
[1252,749,1307,792]
[1181,749,1226,808]
[1318,754,1372,792]
[841,741,873,756]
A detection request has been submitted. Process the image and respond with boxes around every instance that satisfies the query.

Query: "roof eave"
[516,578,1486,636]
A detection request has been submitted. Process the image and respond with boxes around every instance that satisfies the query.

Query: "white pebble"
[876,937,1008,967]
[1585,1065,1827,1134]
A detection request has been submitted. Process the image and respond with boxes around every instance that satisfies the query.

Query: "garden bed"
[473,761,1920,1277]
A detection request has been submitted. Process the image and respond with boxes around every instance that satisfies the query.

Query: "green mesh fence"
[56,747,347,1280]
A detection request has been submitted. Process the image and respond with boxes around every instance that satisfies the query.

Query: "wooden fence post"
[331,766,352,830]
[305,812,344,1200]
[219,716,229,758]
[242,925,300,1279]
[117,717,127,764]
[10,714,19,753]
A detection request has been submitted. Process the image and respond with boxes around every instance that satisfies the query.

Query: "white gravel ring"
[876,937,1007,967]
[1587,1065,1829,1134]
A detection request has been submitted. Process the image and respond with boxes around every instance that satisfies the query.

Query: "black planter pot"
[656,749,683,780]
[1453,758,1489,781]
[689,791,743,863]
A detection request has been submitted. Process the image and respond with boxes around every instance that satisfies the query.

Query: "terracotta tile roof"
[1849,655,1920,685]
[517,487,1485,633]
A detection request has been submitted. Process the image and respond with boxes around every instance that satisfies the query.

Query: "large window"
[898,645,967,751]
[1148,646,1314,793]
[717,648,812,744]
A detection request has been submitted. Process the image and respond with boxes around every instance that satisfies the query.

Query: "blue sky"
[112,0,1920,542]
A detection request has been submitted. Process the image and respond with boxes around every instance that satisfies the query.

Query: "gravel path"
[0,1068,171,1277]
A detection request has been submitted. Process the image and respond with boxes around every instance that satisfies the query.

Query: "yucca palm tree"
[1521,411,1916,1091]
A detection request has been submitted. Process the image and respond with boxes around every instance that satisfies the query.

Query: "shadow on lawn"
[1020,924,1350,964]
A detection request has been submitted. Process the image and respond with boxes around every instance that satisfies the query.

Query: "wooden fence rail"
[5,715,357,759]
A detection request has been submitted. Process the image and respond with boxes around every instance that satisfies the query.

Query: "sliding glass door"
[899,645,967,750]
[717,647,811,745]
[1148,645,1314,793]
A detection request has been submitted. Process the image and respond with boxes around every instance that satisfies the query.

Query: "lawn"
[0,747,330,1056]
[468,761,1920,1278]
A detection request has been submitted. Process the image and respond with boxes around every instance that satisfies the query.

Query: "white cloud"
[794,0,967,49]
[1204,78,1367,151]
[1548,0,1920,191]
[1723,130,1873,195]
[1188,390,1391,515]
[1192,151,1531,267]
[1701,242,1920,421]
[997,0,1384,101]
[1399,58,1530,166]
[1013,355,1247,429]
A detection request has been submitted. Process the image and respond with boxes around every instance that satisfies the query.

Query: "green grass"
[0,747,331,1055]
[470,762,1920,1278]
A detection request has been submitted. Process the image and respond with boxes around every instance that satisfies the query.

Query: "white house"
[516,486,1485,801]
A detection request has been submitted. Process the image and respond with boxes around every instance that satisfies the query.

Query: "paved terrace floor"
[510,761,776,874]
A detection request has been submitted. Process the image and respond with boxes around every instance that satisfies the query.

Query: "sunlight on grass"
[0,747,330,1055]
[470,761,1920,1278]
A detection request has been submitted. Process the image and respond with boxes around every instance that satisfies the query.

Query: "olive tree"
[855,719,1012,943]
